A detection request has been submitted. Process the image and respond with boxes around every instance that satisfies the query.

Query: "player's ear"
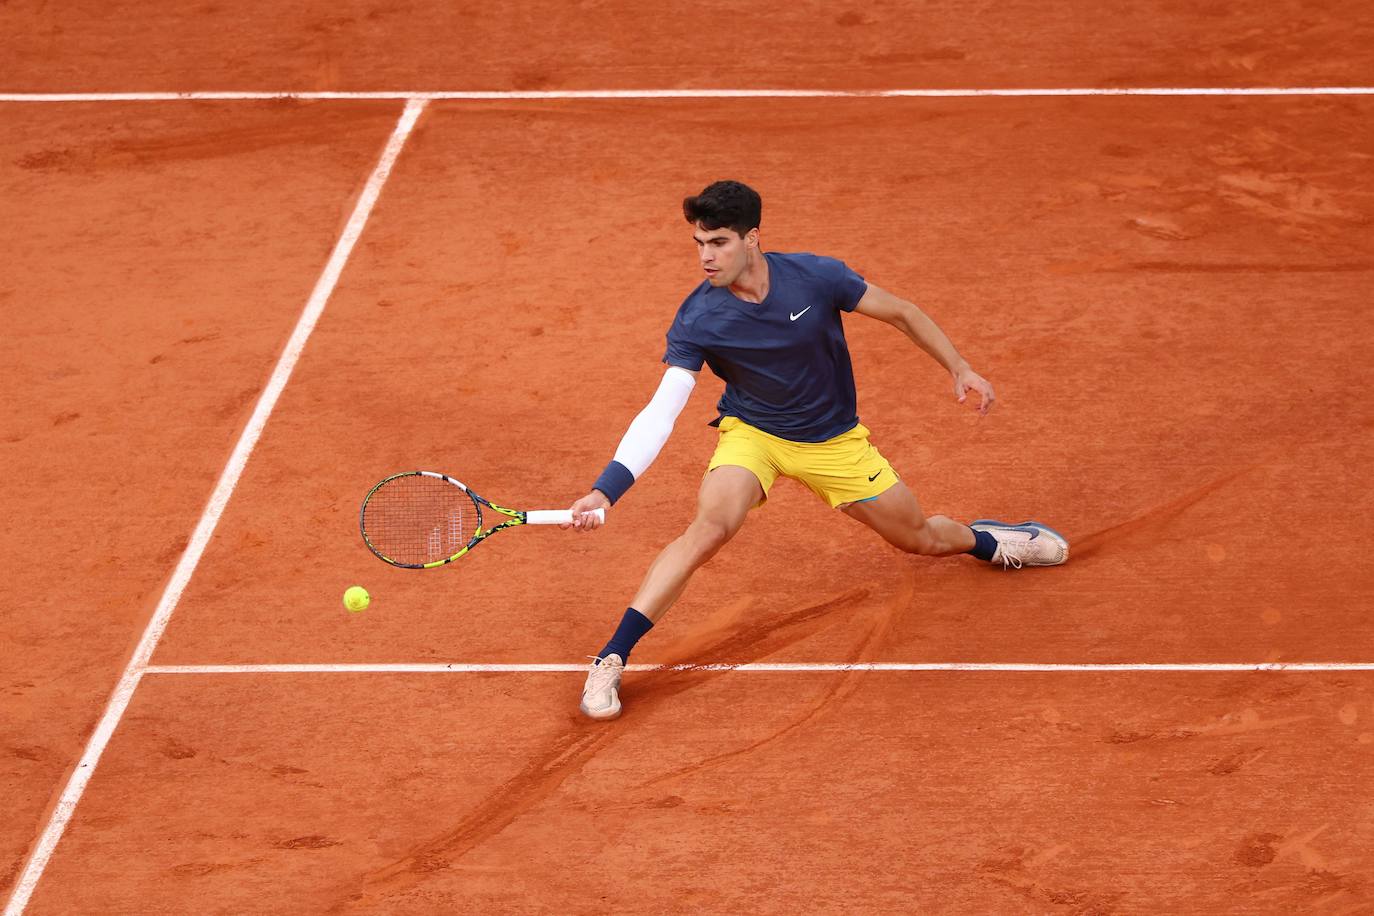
[745,227,759,249]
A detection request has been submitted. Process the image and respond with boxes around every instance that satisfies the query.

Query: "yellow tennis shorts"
[707,416,898,509]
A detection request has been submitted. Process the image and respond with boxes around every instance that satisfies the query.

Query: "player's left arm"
[853,284,995,415]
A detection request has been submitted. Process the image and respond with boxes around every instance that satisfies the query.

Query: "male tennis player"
[566,180,1067,720]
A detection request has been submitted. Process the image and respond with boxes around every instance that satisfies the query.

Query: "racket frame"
[359,470,600,569]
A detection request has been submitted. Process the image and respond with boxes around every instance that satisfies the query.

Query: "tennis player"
[566,180,1067,720]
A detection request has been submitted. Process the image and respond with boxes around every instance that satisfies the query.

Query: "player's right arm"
[566,365,699,530]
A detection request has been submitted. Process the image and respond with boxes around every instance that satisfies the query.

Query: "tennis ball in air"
[343,586,371,613]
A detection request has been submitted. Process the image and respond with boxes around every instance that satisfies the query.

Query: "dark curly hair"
[683,180,762,235]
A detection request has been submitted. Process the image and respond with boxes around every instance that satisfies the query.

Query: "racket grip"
[526,508,607,526]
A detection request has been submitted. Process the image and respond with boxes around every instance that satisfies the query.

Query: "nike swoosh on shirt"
[789,306,812,321]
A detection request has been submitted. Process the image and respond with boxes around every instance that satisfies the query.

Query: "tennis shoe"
[970,520,1069,568]
[579,654,624,720]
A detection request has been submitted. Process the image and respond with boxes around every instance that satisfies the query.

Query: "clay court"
[4,3,1374,912]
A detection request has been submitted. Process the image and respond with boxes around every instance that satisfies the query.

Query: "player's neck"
[728,249,769,303]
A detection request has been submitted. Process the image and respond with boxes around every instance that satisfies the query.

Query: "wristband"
[592,460,636,506]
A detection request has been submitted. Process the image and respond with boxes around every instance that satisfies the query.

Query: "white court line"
[0,87,1372,102]
[142,662,1374,674]
[2,99,428,916]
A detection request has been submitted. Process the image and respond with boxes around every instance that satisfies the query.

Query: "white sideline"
[0,87,1372,102]
[141,662,1374,674]
[2,99,428,916]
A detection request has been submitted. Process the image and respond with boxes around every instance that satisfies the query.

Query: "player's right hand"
[564,491,611,531]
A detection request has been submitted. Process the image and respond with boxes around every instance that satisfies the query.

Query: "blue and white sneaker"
[970,520,1069,568]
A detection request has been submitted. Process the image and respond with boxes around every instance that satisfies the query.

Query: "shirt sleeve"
[829,258,868,312]
[662,303,706,370]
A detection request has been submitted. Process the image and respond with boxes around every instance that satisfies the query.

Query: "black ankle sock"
[597,607,654,664]
[968,529,998,562]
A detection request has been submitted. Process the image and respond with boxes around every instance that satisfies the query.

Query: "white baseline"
[0,87,1373,103]
[2,99,428,916]
[142,662,1374,674]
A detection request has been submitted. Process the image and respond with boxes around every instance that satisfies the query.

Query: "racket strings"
[362,474,475,566]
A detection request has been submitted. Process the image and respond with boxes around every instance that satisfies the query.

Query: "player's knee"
[686,516,737,560]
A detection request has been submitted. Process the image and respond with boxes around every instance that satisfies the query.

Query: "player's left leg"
[839,479,976,556]
[841,481,1069,566]
[791,423,1067,566]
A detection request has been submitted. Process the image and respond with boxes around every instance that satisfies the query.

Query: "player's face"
[693,225,757,287]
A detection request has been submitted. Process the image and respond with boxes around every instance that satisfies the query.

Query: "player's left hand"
[953,367,995,415]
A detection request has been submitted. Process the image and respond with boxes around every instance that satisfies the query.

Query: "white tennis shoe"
[970,520,1069,568]
[580,654,624,720]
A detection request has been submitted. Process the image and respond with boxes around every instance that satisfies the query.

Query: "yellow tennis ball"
[343,586,370,613]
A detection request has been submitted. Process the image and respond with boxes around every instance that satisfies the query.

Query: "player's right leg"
[579,465,763,720]
[629,464,763,622]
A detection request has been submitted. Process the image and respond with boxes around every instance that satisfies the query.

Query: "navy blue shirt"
[662,252,868,442]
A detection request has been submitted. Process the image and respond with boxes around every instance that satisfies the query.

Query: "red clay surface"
[0,100,400,897]
[4,41,1374,916]
[2,1,1373,92]
[154,97,1374,670]
[25,673,1374,913]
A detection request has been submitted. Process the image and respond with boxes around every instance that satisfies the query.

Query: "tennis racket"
[359,471,605,569]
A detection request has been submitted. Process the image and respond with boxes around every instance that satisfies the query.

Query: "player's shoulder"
[769,251,852,280]
[671,280,719,330]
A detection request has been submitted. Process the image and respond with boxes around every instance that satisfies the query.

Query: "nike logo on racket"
[789,306,812,321]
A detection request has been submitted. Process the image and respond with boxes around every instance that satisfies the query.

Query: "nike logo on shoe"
[789,306,812,321]
[969,520,1069,568]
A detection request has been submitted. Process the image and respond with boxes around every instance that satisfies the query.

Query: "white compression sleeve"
[612,366,696,478]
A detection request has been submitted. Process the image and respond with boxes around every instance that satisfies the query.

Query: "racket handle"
[526,508,607,526]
